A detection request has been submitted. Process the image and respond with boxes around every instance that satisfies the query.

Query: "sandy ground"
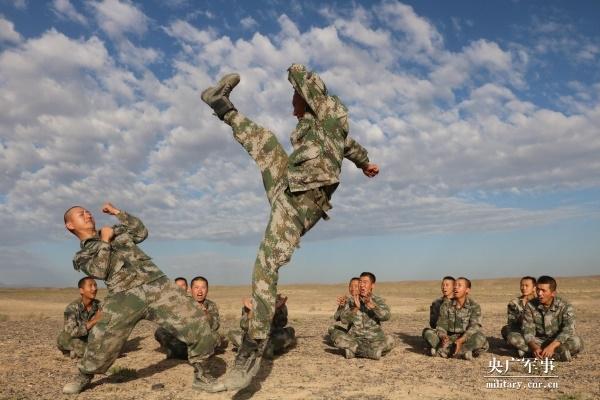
[0,276,598,400]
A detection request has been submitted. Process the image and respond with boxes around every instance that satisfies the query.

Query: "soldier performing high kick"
[201,64,380,391]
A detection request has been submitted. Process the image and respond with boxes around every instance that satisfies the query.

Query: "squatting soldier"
[327,277,360,344]
[62,203,220,394]
[426,277,489,360]
[523,275,584,361]
[330,272,395,360]
[201,65,380,390]
[155,276,223,359]
[422,276,454,353]
[228,294,296,359]
[57,277,102,358]
[501,276,536,357]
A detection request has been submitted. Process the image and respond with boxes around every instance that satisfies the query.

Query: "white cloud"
[240,16,258,30]
[0,15,22,43]
[90,0,148,38]
[51,0,88,25]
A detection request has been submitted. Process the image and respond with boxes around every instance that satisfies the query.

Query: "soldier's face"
[536,283,556,306]
[359,276,374,297]
[66,207,96,233]
[349,280,360,296]
[192,281,208,303]
[520,279,536,297]
[441,279,454,298]
[79,279,97,300]
[453,279,470,300]
[175,279,188,291]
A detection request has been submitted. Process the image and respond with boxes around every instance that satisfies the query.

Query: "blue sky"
[0,0,599,287]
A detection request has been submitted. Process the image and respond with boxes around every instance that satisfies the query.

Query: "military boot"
[191,362,226,393]
[201,73,240,120]
[358,347,382,360]
[222,335,267,391]
[463,350,474,361]
[62,372,93,394]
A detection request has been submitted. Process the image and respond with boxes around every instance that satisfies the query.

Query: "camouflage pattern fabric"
[327,296,351,345]
[222,64,370,340]
[330,295,395,357]
[79,277,216,374]
[501,296,532,352]
[154,298,222,359]
[432,297,489,354]
[56,298,101,357]
[73,212,165,293]
[429,297,446,329]
[522,296,584,359]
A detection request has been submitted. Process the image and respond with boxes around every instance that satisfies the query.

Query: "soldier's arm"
[343,136,370,169]
[209,303,220,332]
[73,239,112,280]
[522,306,537,346]
[272,305,288,328]
[429,299,440,328]
[435,302,449,338]
[63,306,88,338]
[506,301,520,326]
[369,297,391,322]
[333,304,344,321]
[555,302,576,344]
[463,303,483,340]
[115,211,148,244]
[239,307,250,332]
[339,301,358,325]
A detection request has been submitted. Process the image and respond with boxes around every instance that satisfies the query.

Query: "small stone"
[151,383,165,390]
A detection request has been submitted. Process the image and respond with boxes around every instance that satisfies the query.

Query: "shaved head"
[64,205,84,224]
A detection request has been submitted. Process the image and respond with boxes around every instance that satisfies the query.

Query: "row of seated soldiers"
[422,275,584,361]
[57,273,583,363]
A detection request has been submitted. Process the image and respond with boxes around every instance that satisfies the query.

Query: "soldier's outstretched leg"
[555,335,584,361]
[460,332,489,360]
[506,331,529,356]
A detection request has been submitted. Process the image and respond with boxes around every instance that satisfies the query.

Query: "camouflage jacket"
[506,295,534,330]
[286,64,370,194]
[523,297,576,344]
[239,304,288,333]
[429,297,449,329]
[73,211,165,293]
[333,296,353,322]
[199,298,220,332]
[436,297,483,340]
[339,295,391,340]
[62,298,101,338]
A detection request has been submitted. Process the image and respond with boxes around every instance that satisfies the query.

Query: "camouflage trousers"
[501,325,528,353]
[78,276,216,374]
[154,327,223,360]
[528,336,584,361]
[228,326,296,358]
[330,330,395,358]
[57,331,88,358]
[327,324,349,346]
[423,330,489,355]
[225,111,325,340]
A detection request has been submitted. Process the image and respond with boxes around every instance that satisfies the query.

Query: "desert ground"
[0,276,597,400]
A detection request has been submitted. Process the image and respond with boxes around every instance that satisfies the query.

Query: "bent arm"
[116,211,148,244]
[73,239,111,280]
[344,136,370,169]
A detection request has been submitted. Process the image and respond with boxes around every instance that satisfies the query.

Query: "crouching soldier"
[523,275,584,361]
[426,277,489,360]
[501,276,536,357]
[422,276,454,355]
[57,277,102,358]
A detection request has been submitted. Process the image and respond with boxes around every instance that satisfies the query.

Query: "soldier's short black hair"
[537,275,557,291]
[191,276,208,288]
[78,277,95,289]
[520,276,536,285]
[349,276,360,284]
[456,276,471,288]
[174,277,188,286]
[442,276,455,282]
[360,272,376,283]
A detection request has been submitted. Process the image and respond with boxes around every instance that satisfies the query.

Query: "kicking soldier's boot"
[201,73,240,120]
[192,362,226,393]
[62,372,93,394]
[222,336,267,391]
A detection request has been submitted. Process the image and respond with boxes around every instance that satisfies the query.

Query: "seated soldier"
[57,277,102,358]
[327,277,360,345]
[174,277,189,292]
[501,276,536,357]
[426,277,489,360]
[155,276,222,359]
[523,275,584,361]
[228,294,296,359]
[330,272,395,360]
[422,276,454,355]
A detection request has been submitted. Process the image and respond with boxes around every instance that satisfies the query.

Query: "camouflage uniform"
[421,297,447,348]
[228,303,295,358]
[426,297,489,356]
[73,211,216,374]
[222,64,370,340]
[57,298,102,358]
[327,296,351,344]
[522,297,584,361]
[330,295,395,358]
[155,299,222,359]
[500,296,532,353]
